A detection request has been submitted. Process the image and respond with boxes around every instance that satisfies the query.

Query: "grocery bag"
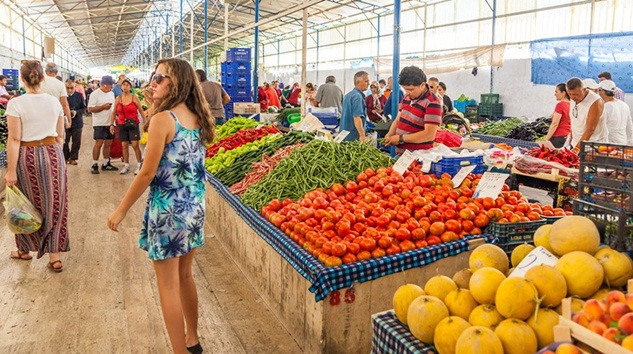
[4,185,42,234]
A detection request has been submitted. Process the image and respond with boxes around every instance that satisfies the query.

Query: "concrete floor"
[0,116,303,354]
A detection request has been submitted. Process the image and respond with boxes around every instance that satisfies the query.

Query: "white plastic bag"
[4,186,42,234]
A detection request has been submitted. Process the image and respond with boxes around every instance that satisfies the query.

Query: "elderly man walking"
[40,62,72,128]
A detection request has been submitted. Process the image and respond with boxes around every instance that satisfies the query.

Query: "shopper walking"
[264,82,281,109]
[107,58,214,354]
[88,75,118,174]
[64,79,87,164]
[383,76,404,119]
[314,75,344,115]
[340,71,370,142]
[195,70,230,125]
[5,60,69,271]
[543,83,571,148]
[365,81,386,123]
[566,77,607,150]
[110,78,144,175]
[40,62,72,128]
[384,66,443,152]
[598,80,633,145]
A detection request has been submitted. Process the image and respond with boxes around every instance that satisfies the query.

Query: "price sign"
[509,246,558,278]
[451,165,477,188]
[473,172,508,199]
[392,150,416,175]
[334,130,350,143]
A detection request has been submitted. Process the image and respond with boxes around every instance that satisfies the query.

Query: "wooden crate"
[204,186,484,354]
[553,279,633,354]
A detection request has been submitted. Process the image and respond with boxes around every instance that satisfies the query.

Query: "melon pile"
[392,215,633,353]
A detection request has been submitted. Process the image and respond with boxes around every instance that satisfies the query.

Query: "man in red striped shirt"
[384,66,442,152]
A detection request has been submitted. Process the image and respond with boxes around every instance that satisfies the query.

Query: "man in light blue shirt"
[112,74,126,98]
[340,71,370,141]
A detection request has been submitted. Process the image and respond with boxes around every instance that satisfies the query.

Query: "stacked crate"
[478,93,503,119]
[221,48,252,119]
[574,142,633,251]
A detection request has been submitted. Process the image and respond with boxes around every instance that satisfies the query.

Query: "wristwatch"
[398,134,405,145]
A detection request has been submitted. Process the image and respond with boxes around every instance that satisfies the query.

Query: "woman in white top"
[5,60,68,272]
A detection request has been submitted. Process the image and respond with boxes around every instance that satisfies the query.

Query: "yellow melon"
[549,216,600,255]
[393,284,426,325]
[527,308,559,349]
[424,275,458,302]
[455,326,504,354]
[469,267,506,305]
[452,268,473,290]
[533,224,554,254]
[511,243,535,267]
[588,287,611,302]
[468,304,505,331]
[524,265,567,308]
[594,247,633,287]
[555,298,585,315]
[444,288,479,321]
[434,316,471,354]
[494,319,538,354]
[407,295,449,343]
[469,244,510,274]
[495,277,538,320]
[555,251,604,299]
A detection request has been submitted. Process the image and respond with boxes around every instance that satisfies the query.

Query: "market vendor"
[566,77,607,151]
[384,66,443,151]
[543,83,571,148]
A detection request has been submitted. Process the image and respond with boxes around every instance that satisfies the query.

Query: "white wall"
[262,67,376,92]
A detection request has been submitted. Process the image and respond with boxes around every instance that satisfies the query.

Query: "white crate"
[233,102,260,115]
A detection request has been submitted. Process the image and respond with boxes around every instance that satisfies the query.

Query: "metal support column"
[22,17,26,56]
[316,30,320,85]
[190,9,194,63]
[300,8,308,116]
[390,0,401,121]
[489,0,497,116]
[254,0,260,102]
[179,0,184,58]
[376,15,380,80]
[204,0,208,72]
[224,3,229,51]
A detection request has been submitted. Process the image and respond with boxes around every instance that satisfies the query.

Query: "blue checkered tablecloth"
[206,173,493,301]
[372,310,437,354]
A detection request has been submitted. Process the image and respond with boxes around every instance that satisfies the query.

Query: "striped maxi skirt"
[14,143,69,258]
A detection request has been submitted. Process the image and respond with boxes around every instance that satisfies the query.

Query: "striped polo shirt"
[395,85,443,150]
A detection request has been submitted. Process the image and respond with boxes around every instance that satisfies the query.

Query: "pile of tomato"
[260,161,570,267]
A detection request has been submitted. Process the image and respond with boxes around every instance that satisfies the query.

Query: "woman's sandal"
[10,250,32,260]
[47,260,63,273]
[186,343,203,354]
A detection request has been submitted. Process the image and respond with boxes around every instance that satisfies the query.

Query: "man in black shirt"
[64,79,86,165]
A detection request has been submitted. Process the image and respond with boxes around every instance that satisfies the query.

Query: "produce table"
[205,173,492,353]
[471,133,538,149]
[371,311,436,354]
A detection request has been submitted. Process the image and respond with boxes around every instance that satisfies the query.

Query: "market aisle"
[0,116,302,354]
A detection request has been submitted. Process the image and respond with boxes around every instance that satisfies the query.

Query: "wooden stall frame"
[205,185,485,354]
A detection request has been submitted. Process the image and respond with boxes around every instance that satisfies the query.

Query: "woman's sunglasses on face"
[152,73,170,85]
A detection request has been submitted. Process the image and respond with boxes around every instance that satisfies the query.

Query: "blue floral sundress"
[139,111,206,260]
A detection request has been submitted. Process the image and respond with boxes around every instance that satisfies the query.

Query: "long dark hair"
[556,83,570,100]
[152,59,215,144]
[20,60,44,89]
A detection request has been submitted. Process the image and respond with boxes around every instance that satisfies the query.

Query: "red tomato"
[461,220,475,232]
[347,242,361,255]
[429,210,443,223]
[444,219,462,234]
[413,196,427,208]
[356,251,371,261]
[429,222,446,236]
[388,220,401,230]
[444,209,458,220]
[406,219,420,232]
[360,238,377,251]
[411,228,426,240]
[481,197,495,210]
[441,231,458,243]
[268,199,282,212]
[426,235,442,245]
[378,236,393,249]
[419,220,431,234]
[419,175,433,188]
[356,173,368,184]
[473,214,490,228]
[414,239,428,249]
[461,188,474,198]
[331,243,347,257]
[386,244,401,256]
[395,228,411,241]
[399,240,416,252]
[459,208,476,220]
[342,253,357,264]
[324,256,342,267]
[371,248,386,259]
[526,211,541,221]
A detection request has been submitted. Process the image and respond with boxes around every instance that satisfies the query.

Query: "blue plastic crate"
[222,62,251,76]
[453,100,476,113]
[223,74,250,85]
[229,93,252,102]
[225,48,251,63]
[430,155,485,178]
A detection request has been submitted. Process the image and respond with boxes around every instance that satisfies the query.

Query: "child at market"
[107,58,214,354]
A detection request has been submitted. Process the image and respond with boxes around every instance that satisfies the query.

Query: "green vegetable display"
[276,107,301,123]
[214,132,314,186]
[214,117,259,141]
[241,140,394,211]
[205,134,282,174]
[475,117,524,136]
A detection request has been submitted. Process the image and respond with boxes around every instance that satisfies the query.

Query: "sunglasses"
[152,73,171,84]
[65,87,74,90]
[429,85,435,89]
[572,105,578,118]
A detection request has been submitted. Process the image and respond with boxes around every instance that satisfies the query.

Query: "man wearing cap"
[598,80,633,145]
[314,75,344,116]
[566,77,607,151]
[598,72,625,101]
[582,78,600,94]
[87,75,118,174]
[41,62,72,129]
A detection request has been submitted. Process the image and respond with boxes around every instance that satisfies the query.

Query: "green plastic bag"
[4,185,42,234]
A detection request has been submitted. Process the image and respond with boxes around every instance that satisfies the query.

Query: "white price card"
[334,130,350,143]
[392,150,416,176]
[509,246,559,278]
[472,172,508,199]
[451,165,477,188]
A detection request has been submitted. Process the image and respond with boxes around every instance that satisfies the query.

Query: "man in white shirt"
[598,80,633,145]
[40,62,72,128]
[87,75,117,174]
[567,77,607,150]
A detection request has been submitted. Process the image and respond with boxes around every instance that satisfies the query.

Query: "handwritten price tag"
[334,130,350,143]
[451,165,477,188]
[509,246,559,278]
[392,150,416,175]
[473,172,508,199]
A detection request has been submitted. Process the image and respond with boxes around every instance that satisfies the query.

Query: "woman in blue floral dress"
[107,58,214,354]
